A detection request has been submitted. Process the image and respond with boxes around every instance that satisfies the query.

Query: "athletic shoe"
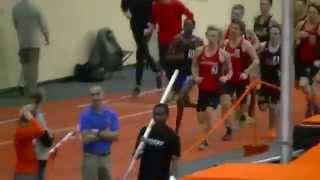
[239,114,255,127]
[262,129,277,140]
[221,127,232,141]
[198,140,209,150]
[132,86,141,97]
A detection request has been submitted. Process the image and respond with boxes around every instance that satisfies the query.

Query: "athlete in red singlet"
[222,19,260,141]
[296,3,320,117]
[192,26,232,150]
[224,5,261,52]
[224,4,245,40]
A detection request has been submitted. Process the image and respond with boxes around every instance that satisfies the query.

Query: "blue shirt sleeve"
[110,111,120,132]
[79,110,90,131]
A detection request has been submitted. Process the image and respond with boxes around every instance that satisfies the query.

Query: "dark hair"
[29,91,44,105]
[270,23,281,33]
[184,18,196,26]
[154,103,169,115]
[231,19,246,34]
[19,110,36,123]
[267,0,273,5]
[308,3,320,13]
[232,4,245,13]
[206,25,223,37]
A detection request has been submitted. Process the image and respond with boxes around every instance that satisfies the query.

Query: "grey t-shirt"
[12,0,48,49]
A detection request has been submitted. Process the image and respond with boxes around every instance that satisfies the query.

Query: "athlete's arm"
[219,49,233,80]
[257,42,267,54]
[296,21,309,41]
[243,40,260,75]
[166,36,184,62]
[246,29,261,51]
[191,47,203,83]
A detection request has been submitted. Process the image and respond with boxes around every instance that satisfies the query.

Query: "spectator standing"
[14,108,44,180]
[79,86,120,180]
[12,0,50,96]
[121,0,162,96]
[23,91,53,180]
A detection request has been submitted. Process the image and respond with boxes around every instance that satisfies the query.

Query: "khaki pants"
[19,48,40,95]
[82,153,112,180]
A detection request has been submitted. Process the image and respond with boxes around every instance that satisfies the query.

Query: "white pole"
[280,0,294,163]
[123,70,179,179]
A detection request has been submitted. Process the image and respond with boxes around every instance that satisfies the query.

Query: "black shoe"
[222,127,232,141]
[155,73,162,89]
[132,87,141,97]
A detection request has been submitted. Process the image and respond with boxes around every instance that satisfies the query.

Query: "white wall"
[182,0,282,39]
[0,0,282,90]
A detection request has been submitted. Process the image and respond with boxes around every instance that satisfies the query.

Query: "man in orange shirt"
[14,108,44,180]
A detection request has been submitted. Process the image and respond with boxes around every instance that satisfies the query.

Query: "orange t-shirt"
[14,119,44,175]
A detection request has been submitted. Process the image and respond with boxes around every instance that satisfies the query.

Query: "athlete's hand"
[193,76,203,84]
[314,60,320,68]
[144,28,152,36]
[240,72,249,80]
[219,75,229,83]
[144,23,154,36]
[309,35,317,45]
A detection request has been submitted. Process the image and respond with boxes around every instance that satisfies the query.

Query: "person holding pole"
[134,103,180,180]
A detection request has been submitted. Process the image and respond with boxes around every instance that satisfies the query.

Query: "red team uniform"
[296,20,320,81]
[196,47,224,112]
[224,38,252,102]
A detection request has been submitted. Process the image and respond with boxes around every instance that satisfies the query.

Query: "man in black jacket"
[121,0,162,96]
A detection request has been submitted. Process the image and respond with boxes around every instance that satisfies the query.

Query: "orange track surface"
[182,143,320,180]
[0,89,306,180]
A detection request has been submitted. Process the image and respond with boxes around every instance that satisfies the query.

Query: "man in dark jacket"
[121,0,162,96]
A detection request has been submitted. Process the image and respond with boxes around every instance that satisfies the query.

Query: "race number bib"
[211,63,219,75]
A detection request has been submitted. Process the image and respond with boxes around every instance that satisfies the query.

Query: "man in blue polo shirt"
[79,85,120,180]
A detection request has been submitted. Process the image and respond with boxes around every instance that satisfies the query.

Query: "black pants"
[38,160,47,180]
[131,26,159,86]
[158,44,172,80]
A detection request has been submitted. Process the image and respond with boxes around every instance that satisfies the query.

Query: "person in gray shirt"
[12,0,50,96]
